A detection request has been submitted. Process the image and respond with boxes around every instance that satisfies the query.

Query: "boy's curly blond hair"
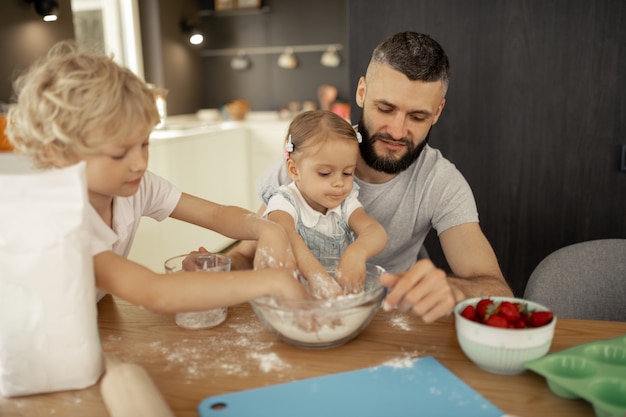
[6,41,159,168]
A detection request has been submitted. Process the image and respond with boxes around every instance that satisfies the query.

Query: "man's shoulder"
[419,145,462,176]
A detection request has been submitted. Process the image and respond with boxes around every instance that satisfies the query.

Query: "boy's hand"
[271,269,312,300]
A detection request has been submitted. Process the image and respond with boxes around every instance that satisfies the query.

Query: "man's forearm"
[448,275,514,302]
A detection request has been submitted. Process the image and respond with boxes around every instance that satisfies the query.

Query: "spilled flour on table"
[102,313,292,383]
[249,352,291,372]
[381,354,421,369]
[0,384,99,414]
[388,311,412,331]
[372,350,427,371]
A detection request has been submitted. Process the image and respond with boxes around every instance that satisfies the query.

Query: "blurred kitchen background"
[1,0,624,297]
[0,0,349,116]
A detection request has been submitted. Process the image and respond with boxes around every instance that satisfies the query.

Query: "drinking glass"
[164,253,231,329]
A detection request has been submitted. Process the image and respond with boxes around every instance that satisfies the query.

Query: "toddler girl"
[262,110,387,298]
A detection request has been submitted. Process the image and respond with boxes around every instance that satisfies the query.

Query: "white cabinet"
[127,115,290,272]
[128,126,252,272]
[246,119,290,209]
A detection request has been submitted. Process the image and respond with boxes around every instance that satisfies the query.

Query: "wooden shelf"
[198,6,270,17]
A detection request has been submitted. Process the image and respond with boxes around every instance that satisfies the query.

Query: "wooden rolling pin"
[100,355,175,417]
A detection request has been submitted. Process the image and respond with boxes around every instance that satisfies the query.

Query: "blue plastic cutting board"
[198,356,504,417]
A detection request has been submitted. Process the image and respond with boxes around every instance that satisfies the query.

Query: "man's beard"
[357,116,429,175]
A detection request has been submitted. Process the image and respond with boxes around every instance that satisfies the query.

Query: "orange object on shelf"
[331,102,350,123]
[225,99,250,121]
[0,115,13,152]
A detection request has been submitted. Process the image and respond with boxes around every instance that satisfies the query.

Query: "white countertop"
[150,111,290,141]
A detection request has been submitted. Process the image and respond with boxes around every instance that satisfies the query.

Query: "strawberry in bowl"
[460,298,554,329]
[454,297,556,375]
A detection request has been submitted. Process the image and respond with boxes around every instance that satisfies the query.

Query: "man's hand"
[379,259,456,323]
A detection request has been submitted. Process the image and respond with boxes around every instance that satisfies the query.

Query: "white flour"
[263,306,372,344]
[255,287,379,346]
[382,356,417,369]
[373,352,425,371]
[102,314,291,381]
[389,312,412,331]
[175,307,227,329]
[248,352,291,372]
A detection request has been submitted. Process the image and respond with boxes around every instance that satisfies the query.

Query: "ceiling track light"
[179,19,204,46]
[277,48,298,70]
[230,51,251,71]
[25,0,59,22]
[320,46,341,68]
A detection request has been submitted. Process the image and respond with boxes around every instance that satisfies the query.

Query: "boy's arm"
[169,193,296,272]
[224,204,265,270]
[94,251,310,314]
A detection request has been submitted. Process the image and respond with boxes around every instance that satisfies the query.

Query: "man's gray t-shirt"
[256,144,479,273]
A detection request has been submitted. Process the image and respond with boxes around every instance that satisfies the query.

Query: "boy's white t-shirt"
[88,170,182,301]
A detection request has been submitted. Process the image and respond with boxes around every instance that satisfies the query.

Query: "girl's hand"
[336,253,367,294]
[305,270,343,299]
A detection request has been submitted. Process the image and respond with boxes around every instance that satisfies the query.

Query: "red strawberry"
[460,305,477,321]
[498,301,521,323]
[485,314,509,328]
[528,311,554,327]
[476,298,495,321]
[513,319,527,328]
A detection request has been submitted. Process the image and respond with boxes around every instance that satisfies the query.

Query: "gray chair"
[523,239,626,322]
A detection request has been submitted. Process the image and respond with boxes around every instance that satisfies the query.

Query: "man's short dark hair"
[370,31,451,89]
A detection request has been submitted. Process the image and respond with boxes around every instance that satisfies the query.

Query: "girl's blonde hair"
[6,41,159,168]
[285,110,359,160]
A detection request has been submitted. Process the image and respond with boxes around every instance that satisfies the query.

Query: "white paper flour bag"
[0,154,104,397]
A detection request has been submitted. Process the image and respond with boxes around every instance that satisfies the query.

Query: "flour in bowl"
[265,306,372,344]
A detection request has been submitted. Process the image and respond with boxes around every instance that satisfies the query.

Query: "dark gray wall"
[195,0,349,112]
[349,0,626,296]
[0,0,75,107]
[139,0,206,116]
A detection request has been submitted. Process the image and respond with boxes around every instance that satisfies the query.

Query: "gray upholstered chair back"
[523,239,626,322]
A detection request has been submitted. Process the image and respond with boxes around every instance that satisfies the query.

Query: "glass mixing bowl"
[249,258,387,349]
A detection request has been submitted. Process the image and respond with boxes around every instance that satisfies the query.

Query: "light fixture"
[27,0,59,22]
[179,19,204,46]
[230,51,251,71]
[277,48,298,69]
[320,46,341,68]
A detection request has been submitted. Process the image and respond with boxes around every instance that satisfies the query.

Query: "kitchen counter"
[149,111,290,140]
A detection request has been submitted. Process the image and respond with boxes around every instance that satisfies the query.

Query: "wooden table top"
[2,295,625,416]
